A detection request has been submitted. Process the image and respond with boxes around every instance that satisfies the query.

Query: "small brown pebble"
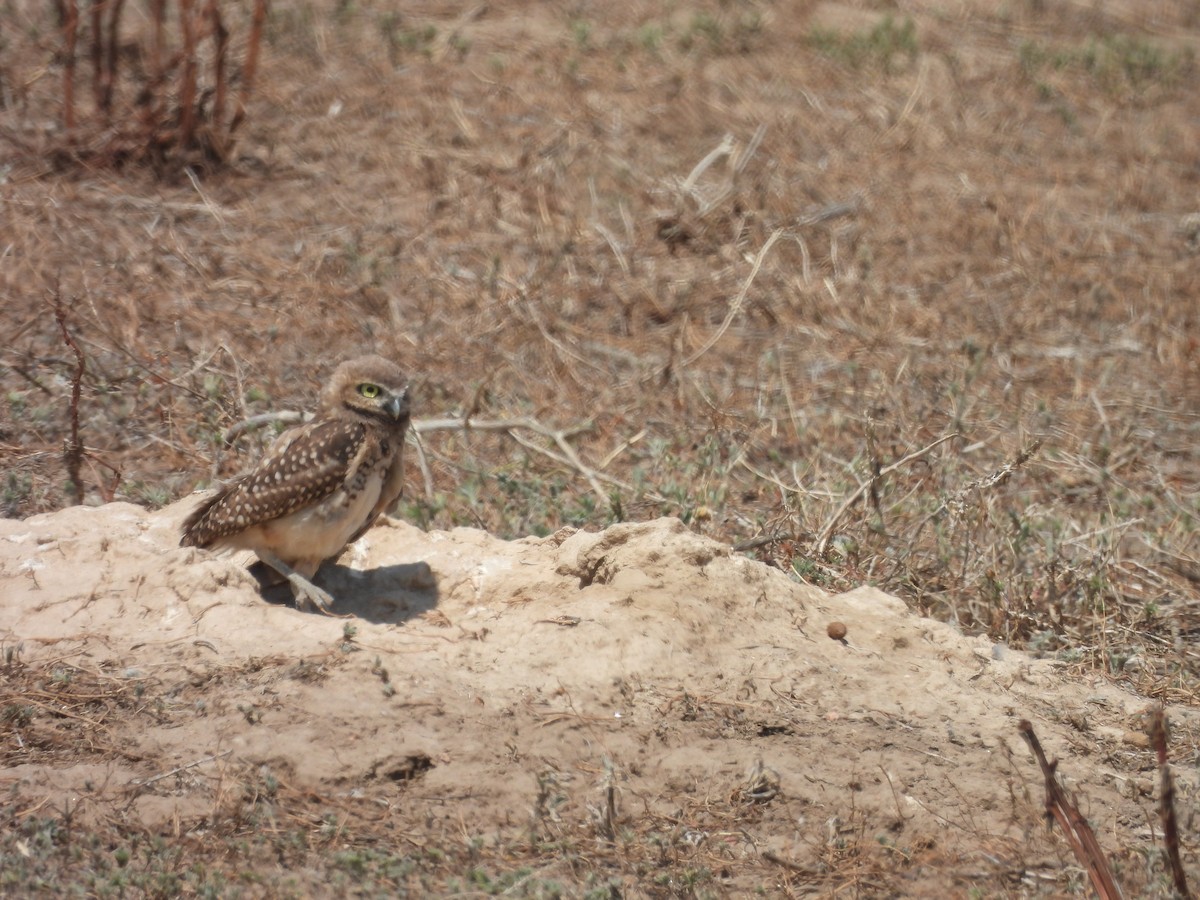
[1122,731,1151,750]
[827,621,847,641]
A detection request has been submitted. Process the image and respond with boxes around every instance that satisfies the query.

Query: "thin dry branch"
[222,411,306,444]
[208,0,229,142]
[148,0,165,122]
[409,427,436,502]
[62,0,79,132]
[130,748,233,787]
[52,293,86,506]
[177,0,198,150]
[815,434,959,557]
[1018,719,1123,900]
[681,227,783,368]
[222,413,626,506]
[1150,708,1190,899]
[421,416,611,505]
[231,0,267,133]
[89,0,103,111]
[944,439,1043,524]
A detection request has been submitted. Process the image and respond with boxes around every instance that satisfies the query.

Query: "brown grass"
[2,0,1200,892]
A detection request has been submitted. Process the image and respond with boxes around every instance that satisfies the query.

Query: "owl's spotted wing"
[180,419,369,548]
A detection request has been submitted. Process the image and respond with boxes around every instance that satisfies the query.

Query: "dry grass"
[2,0,1200,892]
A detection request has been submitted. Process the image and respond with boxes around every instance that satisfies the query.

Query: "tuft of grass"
[379,14,438,64]
[677,10,764,55]
[809,15,918,71]
[1019,33,1194,93]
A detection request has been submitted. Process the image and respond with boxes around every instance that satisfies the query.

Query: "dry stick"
[208,0,229,153]
[445,417,638,503]
[82,453,118,502]
[944,439,1043,523]
[1150,708,1190,899]
[681,132,735,195]
[682,228,784,368]
[89,0,103,112]
[102,0,125,114]
[761,850,820,876]
[222,410,305,443]
[409,428,436,502]
[231,0,267,133]
[131,749,233,787]
[864,412,882,521]
[178,0,198,150]
[62,0,79,132]
[432,416,610,504]
[1018,720,1124,900]
[814,434,958,557]
[52,294,86,506]
[223,413,634,506]
[149,0,165,127]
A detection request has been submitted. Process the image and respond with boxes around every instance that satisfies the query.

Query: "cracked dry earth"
[1,501,1192,893]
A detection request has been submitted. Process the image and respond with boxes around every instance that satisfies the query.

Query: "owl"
[181,355,411,613]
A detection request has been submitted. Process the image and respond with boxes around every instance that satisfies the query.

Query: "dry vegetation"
[2,0,1200,894]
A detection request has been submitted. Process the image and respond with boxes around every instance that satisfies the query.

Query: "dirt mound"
[1,501,1186,893]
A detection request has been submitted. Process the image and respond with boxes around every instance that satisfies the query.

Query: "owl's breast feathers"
[180,418,393,549]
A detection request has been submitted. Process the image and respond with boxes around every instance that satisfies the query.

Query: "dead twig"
[130,749,233,787]
[52,292,86,506]
[1150,708,1190,899]
[815,434,959,557]
[231,0,267,133]
[62,0,79,133]
[682,227,784,368]
[761,850,821,876]
[222,413,631,507]
[944,439,1043,524]
[223,410,306,444]
[1018,720,1123,900]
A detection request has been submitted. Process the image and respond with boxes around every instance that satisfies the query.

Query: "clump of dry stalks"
[50,0,266,169]
[1021,712,1192,900]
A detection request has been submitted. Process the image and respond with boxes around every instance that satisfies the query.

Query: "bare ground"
[2,501,1195,896]
[2,0,1200,895]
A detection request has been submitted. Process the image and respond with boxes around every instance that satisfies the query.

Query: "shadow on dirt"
[248,559,439,624]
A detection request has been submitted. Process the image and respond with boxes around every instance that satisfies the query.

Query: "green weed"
[809,15,918,72]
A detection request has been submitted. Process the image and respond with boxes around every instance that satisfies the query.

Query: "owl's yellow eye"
[358,383,381,399]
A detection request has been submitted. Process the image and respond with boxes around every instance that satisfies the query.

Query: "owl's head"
[321,355,411,428]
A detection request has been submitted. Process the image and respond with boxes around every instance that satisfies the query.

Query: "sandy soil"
[2,501,1190,894]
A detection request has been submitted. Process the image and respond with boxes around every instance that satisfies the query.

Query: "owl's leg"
[254,550,336,614]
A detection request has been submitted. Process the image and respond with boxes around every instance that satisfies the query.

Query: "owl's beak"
[383,391,410,422]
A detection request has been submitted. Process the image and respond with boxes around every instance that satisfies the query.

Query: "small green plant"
[125,480,173,508]
[379,15,438,64]
[2,472,33,516]
[2,704,34,726]
[1018,34,1194,94]
[790,557,823,584]
[681,12,721,51]
[339,622,361,654]
[637,23,664,54]
[570,18,592,50]
[809,15,918,72]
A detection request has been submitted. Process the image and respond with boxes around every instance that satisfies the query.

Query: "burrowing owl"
[181,355,411,613]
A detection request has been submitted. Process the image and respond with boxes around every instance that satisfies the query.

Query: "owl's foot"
[287,573,336,614]
[256,551,342,616]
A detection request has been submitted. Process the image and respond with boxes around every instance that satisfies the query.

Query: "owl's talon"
[288,574,336,614]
